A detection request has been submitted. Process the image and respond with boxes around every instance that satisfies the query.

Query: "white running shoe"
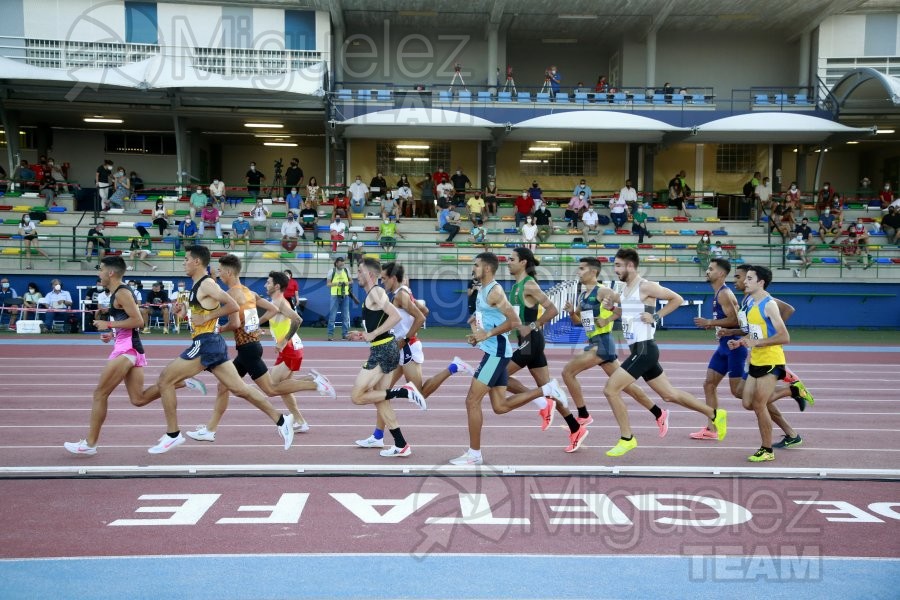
[541,378,569,409]
[312,370,336,399]
[186,426,215,442]
[184,377,207,395]
[449,451,483,466]
[293,421,310,433]
[64,439,97,456]
[402,382,427,410]
[451,356,475,376]
[148,433,185,454]
[379,444,411,458]
[356,435,384,448]
[278,414,295,450]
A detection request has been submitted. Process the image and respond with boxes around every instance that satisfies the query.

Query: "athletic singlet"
[509,276,539,324]
[109,284,144,354]
[389,285,415,339]
[230,284,260,347]
[713,284,740,343]
[578,283,614,338]
[188,275,218,337]
[362,296,392,345]
[619,278,656,344]
[474,280,511,357]
[270,305,303,351]
[743,295,786,366]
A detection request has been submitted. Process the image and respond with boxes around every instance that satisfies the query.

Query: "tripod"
[539,75,552,94]
[502,73,517,94]
[449,64,468,92]
[268,169,284,199]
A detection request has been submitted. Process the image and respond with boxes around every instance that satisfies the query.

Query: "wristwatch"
[652,313,661,324]
[529,321,539,331]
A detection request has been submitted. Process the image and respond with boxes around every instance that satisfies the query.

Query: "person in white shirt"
[329,216,348,252]
[521,215,538,251]
[251,198,270,239]
[581,205,600,239]
[609,193,630,229]
[395,183,414,217]
[41,278,73,332]
[619,179,639,211]
[755,177,772,210]
[436,181,454,208]
[787,233,810,275]
[281,212,303,251]
[348,176,369,213]
[209,179,226,209]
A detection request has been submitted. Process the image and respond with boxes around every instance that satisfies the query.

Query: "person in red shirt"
[432,166,450,185]
[514,190,533,228]
[283,269,299,310]
[879,182,896,209]
[332,193,352,225]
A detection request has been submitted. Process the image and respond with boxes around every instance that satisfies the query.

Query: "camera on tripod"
[273,158,283,177]
[454,62,462,73]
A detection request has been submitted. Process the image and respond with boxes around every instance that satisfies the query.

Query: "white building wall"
[157,3,223,50]
[24,0,125,42]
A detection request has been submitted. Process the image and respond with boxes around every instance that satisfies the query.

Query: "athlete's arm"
[398,289,425,341]
[565,293,582,324]
[640,280,682,323]
[773,297,796,322]
[254,294,282,326]
[217,287,244,333]
[525,279,558,327]
[490,284,521,336]
[696,288,740,329]
[596,287,621,325]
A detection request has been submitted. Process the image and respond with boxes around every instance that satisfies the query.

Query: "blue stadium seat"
[692,94,706,105]
[774,93,788,105]
[458,90,472,102]
[337,89,352,101]
[517,92,531,103]
[498,91,512,103]
[754,94,770,105]
[612,92,627,105]
[536,92,551,103]
[556,92,570,103]
[477,91,493,102]
[439,90,452,102]
[652,94,665,105]
[671,94,684,105]
[794,93,809,105]
[376,89,392,101]
[632,94,647,104]
[574,92,589,105]
[357,89,371,101]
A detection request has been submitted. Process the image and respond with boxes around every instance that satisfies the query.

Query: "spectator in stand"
[251,197,270,239]
[108,166,130,209]
[573,179,592,202]
[466,268,480,315]
[528,180,543,209]
[141,281,171,334]
[514,189,533,228]
[299,199,319,241]
[396,174,412,189]
[879,205,900,245]
[39,168,58,208]
[466,190,485,225]
[432,166,450,186]
[348,175,368,214]
[129,171,143,194]
[22,282,42,322]
[451,167,471,208]
[329,214,347,252]
[209,178,227,209]
[85,223,110,264]
[816,181,838,217]
[369,172,387,203]
[332,189,351,223]
[484,178,498,217]
[41,278,73,332]
[395,180,414,218]
[175,216,199,251]
[0,277,20,331]
[573,81,587,94]
[880,182,896,210]
[48,158,68,193]
[769,204,792,241]
[283,269,299,311]
[533,200,553,243]
[469,218,487,251]
[817,207,841,244]
[609,193,629,229]
[436,178,454,209]
[95,160,112,209]
[380,192,401,223]
[13,159,36,185]
[794,216,813,244]
[378,216,404,251]
[838,229,870,269]
[581,204,600,239]
[755,176,773,211]
[189,185,208,219]
[168,280,189,331]
[284,158,303,198]
[306,176,321,207]
[668,173,690,218]
[348,233,364,268]
[696,233,711,264]
[548,65,561,99]
[632,204,651,242]
[245,162,265,198]
[784,181,802,215]
[852,216,870,244]
[438,205,461,242]
[661,82,675,97]
[199,201,222,239]
[285,187,303,214]
[152,200,169,235]
[18,213,49,269]
[787,233,811,276]
[710,240,728,260]
[280,212,302,251]
[619,179,638,212]
[521,215,538,251]
[229,213,251,249]
[419,172,436,217]
[565,190,588,228]
[594,75,608,94]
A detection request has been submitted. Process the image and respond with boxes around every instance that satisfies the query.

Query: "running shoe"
[379,444,411,458]
[141,327,151,334]
[449,451,483,465]
[748,447,775,462]
[356,435,384,448]
[576,415,594,427]
[148,433,185,454]
[64,439,97,456]
[656,409,669,438]
[689,426,718,440]
[606,437,637,457]
[402,382,427,410]
[184,377,207,395]
[773,434,803,449]
[538,397,555,431]
[293,421,310,433]
[312,370,336,399]
[278,414,295,450]
[713,409,728,441]
[541,378,569,409]
[790,381,815,410]
[186,426,215,442]
[564,427,589,453]
[451,356,475,376]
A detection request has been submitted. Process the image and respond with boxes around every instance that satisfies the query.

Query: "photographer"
[284,158,303,198]
[326,256,358,341]
[547,65,561,98]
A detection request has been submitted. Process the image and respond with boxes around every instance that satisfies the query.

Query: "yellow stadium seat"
[12,205,31,212]
[158,250,174,257]
[2,247,19,254]
[458,255,473,262]
[262,252,279,259]
[39,220,58,226]
[659,216,674,222]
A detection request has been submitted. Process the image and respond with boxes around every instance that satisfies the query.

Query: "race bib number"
[510,305,520,320]
[290,334,303,351]
[748,323,763,340]
[474,311,484,330]
[621,317,635,341]
[581,314,595,334]
[242,307,259,333]
[737,309,749,333]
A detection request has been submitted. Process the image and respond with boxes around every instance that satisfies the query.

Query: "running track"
[1,337,898,598]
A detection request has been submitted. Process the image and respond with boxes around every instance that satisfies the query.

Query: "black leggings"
[153,217,168,235]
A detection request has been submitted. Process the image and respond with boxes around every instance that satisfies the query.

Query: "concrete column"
[487,25,499,88]
[642,144,655,202]
[0,105,20,174]
[334,26,345,85]
[646,30,657,89]
[172,115,189,193]
[796,146,807,191]
[798,31,810,88]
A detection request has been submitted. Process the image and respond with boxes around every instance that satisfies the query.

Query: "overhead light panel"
[520,159,542,163]
[263,142,297,147]
[245,123,284,128]
[396,144,430,149]
[536,140,569,144]
[846,141,859,144]
[529,146,562,152]
[876,129,895,134]
[84,117,123,124]
[412,157,430,162]
[394,157,412,162]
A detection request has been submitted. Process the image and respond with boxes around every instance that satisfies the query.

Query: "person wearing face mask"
[754,176,772,211]
[251,198,270,239]
[153,200,170,235]
[787,232,811,276]
[432,165,450,186]
[514,189,533,228]
[817,207,841,244]
[696,233,712,264]
[229,213,251,250]
[465,190,485,226]
[349,233,364,267]
[784,181,802,216]
[209,178,227,210]
[378,216,404,252]
[380,192,401,223]
[527,181,543,209]
[199,201,222,239]
[450,167,471,208]
[176,215,199,251]
[330,213,348,252]
[395,181,414,219]
[22,282,42,321]
[245,162,265,199]
[816,181,837,217]
[280,212,303,251]
[574,179,593,202]
[632,204,652,243]
[521,215,538,251]
[565,191,588,228]
[41,278,73,333]
[332,189,351,224]
[547,65,561,98]
[369,172,387,202]
[348,175,369,214]
[284,158,303,198]
[880,182,897,211]
[86,222,111,267]
[18,213,50,269]
[169,281,190,332]
[189,185,209,219]
[96,160,113,210]
[437,203,461,242]
[299,199,319,241]
[609,191,630,230]
[0,277,21,331]
[285,187,302,213]
[484,178,498,217]
[532,200,553,243]
[108,166,130,209]
[581,204,600,240]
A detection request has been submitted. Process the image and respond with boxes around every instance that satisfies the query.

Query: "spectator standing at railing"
[619,179,638,211]
[451,167,471,208]
[515,190,534,228]
[284,158,303,198]
[108,166,130,209]
[209,178,227,210]
[95,160,112,208]
[41,278,73,333]
[880,182,896,210]
[418,173,436,217]
[199,201,222,239]
[189,185,208,219]
[548,65,561,99]
[349,175,368,214]
[245,162,265,199]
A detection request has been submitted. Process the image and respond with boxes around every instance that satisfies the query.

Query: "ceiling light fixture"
[876,129,895,134]
[396,144,430,149]
[263,142,298,147]
[412,157,430,162]
[394,157,412,162]
[846,141,859,144]
[245,123,284,128]
[84,117,123,124]
[529,146,563,152]
[519,159,542,163]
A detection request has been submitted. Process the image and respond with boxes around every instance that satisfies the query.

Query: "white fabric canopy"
[691,112,873,143]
